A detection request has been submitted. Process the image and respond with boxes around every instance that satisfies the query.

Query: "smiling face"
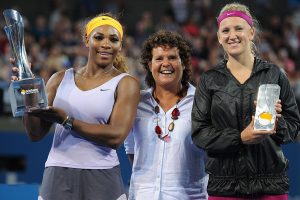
[149,46,183,89]
[217,17,254,58]
[86,25,122,68]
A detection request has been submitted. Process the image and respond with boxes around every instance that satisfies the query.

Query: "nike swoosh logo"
[100,89,110,91]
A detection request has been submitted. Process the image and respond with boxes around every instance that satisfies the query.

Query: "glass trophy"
[3,9,48,117]
[254,84,280,131]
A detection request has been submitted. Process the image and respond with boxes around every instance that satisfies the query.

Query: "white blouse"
[124,84,208,200]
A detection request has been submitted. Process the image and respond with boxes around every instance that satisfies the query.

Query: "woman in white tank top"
[12,13,139,200]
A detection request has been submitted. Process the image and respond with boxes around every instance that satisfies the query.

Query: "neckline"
[152,89,185,114]
[224,58,257,86]
[147,84,194,114]
[70,68,125,92]
[153,96,181,114]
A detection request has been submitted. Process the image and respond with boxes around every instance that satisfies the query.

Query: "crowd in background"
[1,0,300,114]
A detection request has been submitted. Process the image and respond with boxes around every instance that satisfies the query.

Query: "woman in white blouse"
[124,30,208,200]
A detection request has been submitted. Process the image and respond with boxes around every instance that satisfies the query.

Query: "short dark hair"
[140,30,192,89]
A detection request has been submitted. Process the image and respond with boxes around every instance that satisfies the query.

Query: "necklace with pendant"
[153,97,181,142]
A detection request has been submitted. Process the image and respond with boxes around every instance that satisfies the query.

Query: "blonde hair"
[219,3,252,18]
[218,3,260,57]
[82,13,128,73]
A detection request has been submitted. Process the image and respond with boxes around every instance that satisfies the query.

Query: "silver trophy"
[254,84,280,130]
[3,9,47,117]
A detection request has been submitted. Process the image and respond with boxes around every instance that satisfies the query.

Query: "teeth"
[228,41,240,44]
[97,52,111,55]
[160,70,173,74]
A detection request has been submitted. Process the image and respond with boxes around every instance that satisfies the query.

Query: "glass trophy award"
[254,84,280,131]
[3,9,48,117]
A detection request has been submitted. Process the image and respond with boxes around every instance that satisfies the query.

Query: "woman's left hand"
[275,99,282,118]
[26,106,67,124]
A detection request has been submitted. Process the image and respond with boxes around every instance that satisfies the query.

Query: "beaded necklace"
[153,95,181,142]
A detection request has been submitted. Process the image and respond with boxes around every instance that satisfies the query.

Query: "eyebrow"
[220,24,244,29]
[94,32,120,37]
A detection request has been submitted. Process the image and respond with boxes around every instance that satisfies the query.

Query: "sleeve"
[124,128,135,154]
[191,73,243,155]
[271,71,300,144]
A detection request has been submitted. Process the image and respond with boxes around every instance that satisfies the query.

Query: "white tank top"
[45,68,129,169]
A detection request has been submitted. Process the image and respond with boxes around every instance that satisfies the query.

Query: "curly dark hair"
[141,30,192,90]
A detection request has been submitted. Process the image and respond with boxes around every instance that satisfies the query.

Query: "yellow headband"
[86,16,123,40]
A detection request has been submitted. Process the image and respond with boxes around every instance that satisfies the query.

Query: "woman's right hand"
[241,116,275,144]
[10,58,20,81]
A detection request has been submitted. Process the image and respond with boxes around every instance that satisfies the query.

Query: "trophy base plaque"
[8,78,48,117]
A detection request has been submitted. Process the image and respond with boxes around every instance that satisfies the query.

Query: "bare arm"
[23,71,65,141]
[72,76,140,149]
